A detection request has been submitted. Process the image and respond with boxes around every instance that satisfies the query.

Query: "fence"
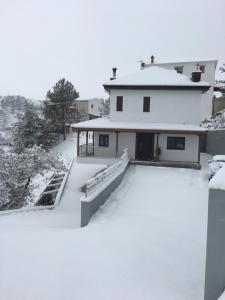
[84,148,128,197]
[81,148,129,227]
[79,144,94,156]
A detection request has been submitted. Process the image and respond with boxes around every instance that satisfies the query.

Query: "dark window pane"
[99,134,109,147]
[167,137,185,150]
[116,96,123,111]
[143,97,150,112]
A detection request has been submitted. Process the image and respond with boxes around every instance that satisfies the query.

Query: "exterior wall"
[118,132,136,159]
[94,131,117,157]
[204,189,225,300]
[110,89,202,125]
[207,129,225,155]
[93,131,199,162]
[144,60,217,119]
[158,133,199,162]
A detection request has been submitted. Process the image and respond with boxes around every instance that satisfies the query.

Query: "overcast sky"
[0,0,225,100]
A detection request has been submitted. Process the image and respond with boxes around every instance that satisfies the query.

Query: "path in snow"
[0,154,210,300]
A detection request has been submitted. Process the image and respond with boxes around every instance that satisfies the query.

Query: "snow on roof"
[150,57,218,64]
[104,66,210,88]
[209,165,225,190]
[72,117,207,133]
[214,91,223,98]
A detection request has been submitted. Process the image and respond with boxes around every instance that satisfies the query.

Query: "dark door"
[136,133,154,160]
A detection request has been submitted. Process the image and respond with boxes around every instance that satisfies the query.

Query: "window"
[116,96,123,111]
[199,65,205,73]
[143,97,150,112]
[174,66,183,74]
[91,104,94,109]
[167,137,185,150]
[99,134,109,147]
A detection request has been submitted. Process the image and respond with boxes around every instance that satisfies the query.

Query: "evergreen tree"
[43,79,79,140]
[13,101,59,153]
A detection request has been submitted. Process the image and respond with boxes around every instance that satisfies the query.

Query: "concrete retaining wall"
[207,129,225,155]
[204,189,225,300]
[81,166,128,227]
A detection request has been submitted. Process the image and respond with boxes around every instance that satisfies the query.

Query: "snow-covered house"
[72,66,210,168]
[72,97,104,122]
[143,56,217,119]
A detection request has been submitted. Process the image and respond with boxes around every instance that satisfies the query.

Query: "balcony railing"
[79,143,94,156]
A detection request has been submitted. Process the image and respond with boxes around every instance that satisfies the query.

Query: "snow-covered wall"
[110,89,202,125]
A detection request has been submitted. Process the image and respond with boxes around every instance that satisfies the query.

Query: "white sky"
[0,0,225,99]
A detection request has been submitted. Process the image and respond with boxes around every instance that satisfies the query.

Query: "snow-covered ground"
[0,154,209,300]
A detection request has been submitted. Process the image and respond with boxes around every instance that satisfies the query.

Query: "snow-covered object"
[83,148,129,200]
[104,66,210,87]
[72,117,206,132]
[202,109,225,129]
[214,91,223,98]
[209,164,225,190]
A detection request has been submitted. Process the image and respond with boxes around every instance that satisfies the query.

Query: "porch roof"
[71,118,207,135]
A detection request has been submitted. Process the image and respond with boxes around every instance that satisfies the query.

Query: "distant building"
[72,98,104,122]
[213,91,225,114]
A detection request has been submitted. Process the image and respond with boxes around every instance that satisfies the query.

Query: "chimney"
[110,67,117,80]
[191,63,202,82]
[150,55,155,64]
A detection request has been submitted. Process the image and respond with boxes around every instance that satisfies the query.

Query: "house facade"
[72,66,210,168]
[143,57,217,119]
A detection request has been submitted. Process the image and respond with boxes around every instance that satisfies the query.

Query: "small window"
[99,134,109,147]
[167,137,185,150]
[91,104,94,109]
[174,66,183,74]
[116,96,123,111]
[143,97,150,112]
[199,65,205,73]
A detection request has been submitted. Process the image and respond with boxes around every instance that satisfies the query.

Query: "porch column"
[156,133,159,161]
[93,131,95,155]
[86,131,88,155]
[77,131,80,156]
[116,132,119,157]
[198,135,201,163]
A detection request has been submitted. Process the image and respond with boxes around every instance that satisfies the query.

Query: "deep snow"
[0,154,209,300]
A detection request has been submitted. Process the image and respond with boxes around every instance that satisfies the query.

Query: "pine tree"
[13,101,59,153]
[43,79,79,140]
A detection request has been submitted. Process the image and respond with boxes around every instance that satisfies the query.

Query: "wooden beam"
[86,131,88,155]
[77,131,80,156]
[72,127,207,135]
[198,135,201,163]
[116,132,119,156]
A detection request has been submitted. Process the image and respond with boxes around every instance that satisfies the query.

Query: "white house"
[72,66,210,168]
[143,56,217,119]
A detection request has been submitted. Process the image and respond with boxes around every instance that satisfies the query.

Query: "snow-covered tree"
[101,98,110,115]
[0,146,65,209]
[13,101,59,153]
[43,79,79,140]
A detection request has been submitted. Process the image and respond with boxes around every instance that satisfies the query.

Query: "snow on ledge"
[209,165,225,191]
[72,117,207,133]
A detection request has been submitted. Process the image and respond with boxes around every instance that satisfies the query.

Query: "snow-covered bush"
[0,145,65,209]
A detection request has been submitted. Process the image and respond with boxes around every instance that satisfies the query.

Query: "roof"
[149,57,218,65]
[71,117,207,134]
[103,66,210,91]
